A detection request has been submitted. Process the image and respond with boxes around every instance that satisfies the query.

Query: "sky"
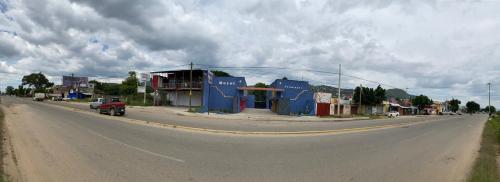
[0,0,499,107]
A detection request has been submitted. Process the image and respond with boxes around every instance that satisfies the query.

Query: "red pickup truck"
[98,98,126,116]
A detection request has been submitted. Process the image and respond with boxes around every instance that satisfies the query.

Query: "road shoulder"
[467,115,500,182]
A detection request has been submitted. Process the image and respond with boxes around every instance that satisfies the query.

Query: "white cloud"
[0,0,499,107]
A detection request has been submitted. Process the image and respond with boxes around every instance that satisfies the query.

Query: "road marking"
[66,120,186,163]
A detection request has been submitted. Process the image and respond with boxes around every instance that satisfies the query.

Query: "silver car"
[89,98,105,109]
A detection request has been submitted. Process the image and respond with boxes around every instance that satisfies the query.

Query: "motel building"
[150,69,316,115]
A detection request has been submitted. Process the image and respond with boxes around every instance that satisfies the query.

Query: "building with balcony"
[151,69,205,107]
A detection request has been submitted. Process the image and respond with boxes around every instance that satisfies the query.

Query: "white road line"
[71,122,186,163]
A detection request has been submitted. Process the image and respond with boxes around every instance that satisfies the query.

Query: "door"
[316,103,330,116]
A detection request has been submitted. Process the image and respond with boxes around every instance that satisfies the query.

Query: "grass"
[123,94,154,106]
[68,98,92,103]
[467,115,500,182]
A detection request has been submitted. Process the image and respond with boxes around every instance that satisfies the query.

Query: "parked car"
[385,111,400,118]
[32,93,46,101]
[89,98,105,109]
[98,98,126,116]
[52,96,63,101]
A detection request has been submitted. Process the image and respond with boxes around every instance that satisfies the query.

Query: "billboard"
[62,76,89,88]
[137,73,149,93]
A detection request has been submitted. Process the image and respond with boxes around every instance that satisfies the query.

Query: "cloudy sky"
[0,0,499,107]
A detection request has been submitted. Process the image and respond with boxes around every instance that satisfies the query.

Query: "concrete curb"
[130,106,372,123]
[31,100,435,136]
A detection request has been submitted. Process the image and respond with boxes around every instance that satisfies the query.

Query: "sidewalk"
[129,106,371,122]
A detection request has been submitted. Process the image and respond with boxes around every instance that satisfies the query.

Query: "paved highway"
[1,96,487,182]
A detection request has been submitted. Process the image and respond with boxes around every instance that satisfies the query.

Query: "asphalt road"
[1,96,487,182]
[20,97,463,133]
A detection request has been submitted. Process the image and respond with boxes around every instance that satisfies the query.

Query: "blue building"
[202,76,247,113]
[151,69,314,115]
[151,70,247,113]
[267,79,315,115]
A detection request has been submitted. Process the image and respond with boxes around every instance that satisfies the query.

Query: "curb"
[32,99,432,136]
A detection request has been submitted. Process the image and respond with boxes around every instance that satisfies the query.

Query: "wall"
[206,76,247,113]
[165,91,202,107]
[269,79,315,115]
[243,95,255,108]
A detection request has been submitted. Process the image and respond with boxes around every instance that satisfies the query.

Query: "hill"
[310,85,354,98]
[385,88,414,99]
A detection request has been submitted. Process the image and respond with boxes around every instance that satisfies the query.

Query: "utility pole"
[405,88,409,100]
[488,83,491,116]
[337,64,341,116]
[143,74,147,105]
[359,84,362,115]
[189,62,193,112]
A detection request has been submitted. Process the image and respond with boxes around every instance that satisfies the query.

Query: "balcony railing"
[161,81,203,89]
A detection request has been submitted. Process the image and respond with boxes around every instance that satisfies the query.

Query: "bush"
[124,93,154,106]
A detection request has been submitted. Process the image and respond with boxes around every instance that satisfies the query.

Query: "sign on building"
[314,92,332,103]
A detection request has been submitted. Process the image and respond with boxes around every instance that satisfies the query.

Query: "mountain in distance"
[310,85,355,98]
[385,88,415,99]
[310,85,414,100]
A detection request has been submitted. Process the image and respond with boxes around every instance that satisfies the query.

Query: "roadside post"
[207,70,214,115]
[140,73,149,105]
[189,62,193,112]
[338,64,341,116]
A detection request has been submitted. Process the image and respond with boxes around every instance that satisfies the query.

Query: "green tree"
[251,82,268,108]
[211,70,231,77]
[449,99,461,112]
[103,83,121,96]
[6,86,15,95]
[21,72,54,93]
[16,85,25,96]
[89,80,103,94]
[120,71,139,96]
[353,86,383,106]
[465,101,480,113]
[483,106,496,113]
[412,95,432,110]
[374,85,386,105]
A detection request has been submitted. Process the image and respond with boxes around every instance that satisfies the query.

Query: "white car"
[385,111,400,118]
[89,98,105,109]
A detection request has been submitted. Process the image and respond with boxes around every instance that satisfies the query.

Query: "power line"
[193,63,497,101]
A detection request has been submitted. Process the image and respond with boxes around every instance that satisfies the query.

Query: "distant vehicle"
[32,93,46,101]
[52,96,63,101]
[385,111,400,118]
[89,98,105,109]
[98,97,126,116]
